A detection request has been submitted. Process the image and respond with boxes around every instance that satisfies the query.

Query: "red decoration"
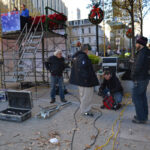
[76,41,81,47]
[31,13,67,30]
[126,28,132,39]
[89,5,104,25]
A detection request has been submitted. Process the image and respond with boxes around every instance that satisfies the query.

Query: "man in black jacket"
[69,44,99,116]
[131,36,150,124]
[45,49,67,103]
[99,71,123,108]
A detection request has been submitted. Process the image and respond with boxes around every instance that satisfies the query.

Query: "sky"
[63,0,150,38]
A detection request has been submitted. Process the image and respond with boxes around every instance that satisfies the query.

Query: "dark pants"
[132,79,149,121]
[50,75,64,100]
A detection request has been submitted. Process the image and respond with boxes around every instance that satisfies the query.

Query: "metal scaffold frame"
[0,5,68,89]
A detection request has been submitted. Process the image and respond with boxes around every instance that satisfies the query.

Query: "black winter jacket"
[69,51,99,87]
[100,74,123,95]
[131,47,150,81]
[45,56,66,76]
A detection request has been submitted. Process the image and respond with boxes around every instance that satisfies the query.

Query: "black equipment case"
[0,90,33,122]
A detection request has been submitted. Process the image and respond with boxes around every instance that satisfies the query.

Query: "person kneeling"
[99,71,123,110]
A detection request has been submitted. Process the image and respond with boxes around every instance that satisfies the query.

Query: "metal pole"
[103,0,106,57]
[130,38,131,52]
[96,24,99,53]
[42,37,45,82]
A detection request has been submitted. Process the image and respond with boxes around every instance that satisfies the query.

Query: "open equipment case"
[0,90,33,122]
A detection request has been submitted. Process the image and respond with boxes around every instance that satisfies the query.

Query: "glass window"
[89,27,91,33]
[82,28,84,34]
[89,37,91,43]
[82,38,84,43]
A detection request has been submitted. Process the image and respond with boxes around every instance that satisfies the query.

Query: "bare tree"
[136,0,150,36]
[113,0,136,58]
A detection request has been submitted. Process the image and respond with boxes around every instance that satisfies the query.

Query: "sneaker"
[132,118,147,124]
[50,98,55,103]
[100,105,105,109]
[84,111,94,117]
[61,99,67,103]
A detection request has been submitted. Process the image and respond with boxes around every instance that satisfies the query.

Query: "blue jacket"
[131,47,150,81]
[21,8,29,17]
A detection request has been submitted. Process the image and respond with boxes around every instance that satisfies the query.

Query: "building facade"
[1,0,68,16]
[32,0,68,16]
[68,19,108,54]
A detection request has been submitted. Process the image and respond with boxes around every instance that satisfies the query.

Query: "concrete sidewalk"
[0,83,150,150]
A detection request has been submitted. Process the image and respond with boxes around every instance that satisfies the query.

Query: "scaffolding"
[0,3,68,88]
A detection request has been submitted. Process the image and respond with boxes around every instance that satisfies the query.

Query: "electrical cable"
[84,108,103,150]
[69,93,103,150]
[69,93,80,150]
[95,93,132,150]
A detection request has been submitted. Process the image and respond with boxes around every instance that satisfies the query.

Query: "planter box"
[92,64,101,72]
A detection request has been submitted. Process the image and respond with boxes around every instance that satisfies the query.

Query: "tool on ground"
[36,102,72,119]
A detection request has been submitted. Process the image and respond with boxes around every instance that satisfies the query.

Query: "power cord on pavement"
[84,108,103,150]
[69,93,103,150]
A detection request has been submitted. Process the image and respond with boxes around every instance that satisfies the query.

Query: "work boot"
[132,118,147,124]
[61,99,67,103]
[50,98,55,104]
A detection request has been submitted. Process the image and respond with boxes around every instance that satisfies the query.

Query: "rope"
[95,93,132,150]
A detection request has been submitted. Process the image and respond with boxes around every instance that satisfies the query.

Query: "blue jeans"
[50,75,64,100]
[132,79,149,121]
[103,88,122,104]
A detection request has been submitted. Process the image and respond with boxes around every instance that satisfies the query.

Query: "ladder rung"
[31,35,41,39]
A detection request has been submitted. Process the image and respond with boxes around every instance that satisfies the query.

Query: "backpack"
[103,95,115,110]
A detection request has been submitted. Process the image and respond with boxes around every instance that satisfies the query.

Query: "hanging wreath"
[88,5,104,25]
[126,28,132,39]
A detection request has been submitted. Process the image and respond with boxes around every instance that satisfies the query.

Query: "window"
[89,37,91,43]
[82,38,84,43]
[82,28,84,34]
[89,27,91,33]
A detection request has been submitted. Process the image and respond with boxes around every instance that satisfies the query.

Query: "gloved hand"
[107,91,110,96]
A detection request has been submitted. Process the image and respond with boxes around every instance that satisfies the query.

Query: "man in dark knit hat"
[131,36,150,124]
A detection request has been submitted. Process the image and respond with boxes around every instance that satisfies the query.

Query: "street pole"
[103,0,106,57]
[96,24,99,54]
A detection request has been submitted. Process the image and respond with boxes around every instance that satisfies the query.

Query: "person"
[13,7,18,11]
[21,4,29,18]
[69,44,99,116]
[99,71,123,108]
[45,49,67,103]
[131,36,150,124]
[20,4,30,30]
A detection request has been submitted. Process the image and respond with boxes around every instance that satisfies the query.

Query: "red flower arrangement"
[89,5,104,25]
[126,28,132,39]
[31,13,67,30]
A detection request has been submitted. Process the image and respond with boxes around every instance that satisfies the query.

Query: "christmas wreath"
[88,5,104,25]
[126,28,132,38]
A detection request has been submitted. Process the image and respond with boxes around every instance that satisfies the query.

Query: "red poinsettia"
[31,13,67,30]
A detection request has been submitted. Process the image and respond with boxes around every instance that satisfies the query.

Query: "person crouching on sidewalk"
[99,71,123,109]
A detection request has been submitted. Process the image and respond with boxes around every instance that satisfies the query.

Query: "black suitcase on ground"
[0,90,33,122]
